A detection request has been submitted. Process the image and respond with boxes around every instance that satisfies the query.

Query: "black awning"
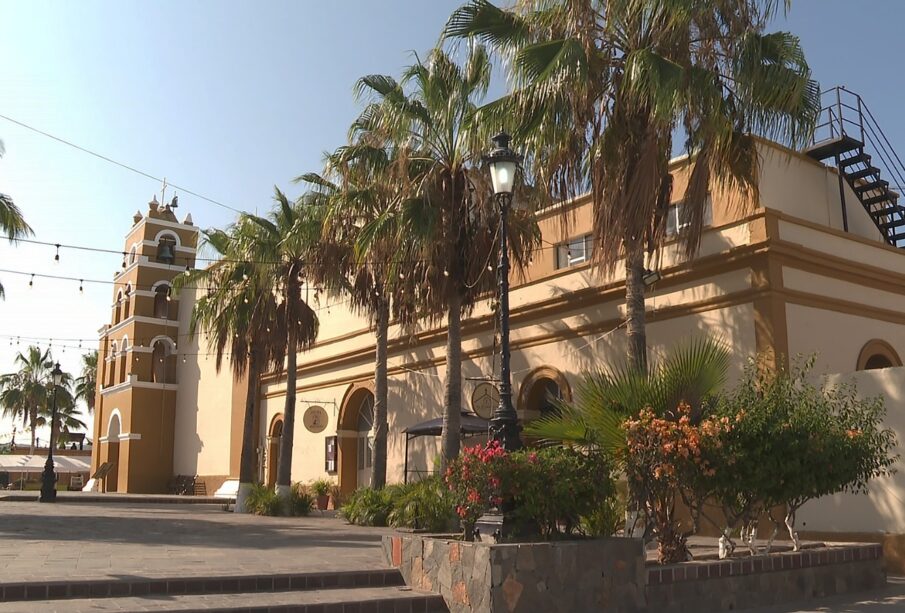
[402,411,489,438]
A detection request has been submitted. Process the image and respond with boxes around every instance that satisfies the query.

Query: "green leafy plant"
[445,443,615,539]
[387,477,454,533]
[245,483,282,516]
[339,487,397,526]
[310,478,332,497]
[710,358,899,551]
[288,483,315,516]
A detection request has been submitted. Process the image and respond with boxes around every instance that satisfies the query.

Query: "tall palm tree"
[0,139,33,298]
[446,0,820,371]
[354,46,539,468]
[239,188,323,499]
[74,350,99,414]
[174,222,287,513]
[0,346,55,453]
[299,143,420,488]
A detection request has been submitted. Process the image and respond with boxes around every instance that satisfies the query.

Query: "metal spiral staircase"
[804,87,905,246]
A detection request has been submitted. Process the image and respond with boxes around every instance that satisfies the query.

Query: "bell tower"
[90,196,198,493]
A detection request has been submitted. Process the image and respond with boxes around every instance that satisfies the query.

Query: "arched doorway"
[266,415,283,488]
[337,385,376,496]
[105,411,122,493]
[518,367,572,422]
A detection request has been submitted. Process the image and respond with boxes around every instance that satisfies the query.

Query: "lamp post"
[40,363,63,503]
[484,131,524,453]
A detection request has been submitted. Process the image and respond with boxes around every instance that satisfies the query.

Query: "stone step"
[0,569,404,602]
[0,586,449,612]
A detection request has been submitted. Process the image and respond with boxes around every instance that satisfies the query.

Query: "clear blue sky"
[0,0,901,443]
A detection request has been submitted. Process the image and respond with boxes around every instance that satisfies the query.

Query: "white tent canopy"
[0,454,91,474]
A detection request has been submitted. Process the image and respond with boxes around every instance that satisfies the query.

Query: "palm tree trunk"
[276,316,298,500]
[440,292,463,470]
[235,349,261,513]
[371,296,389,489]
[29,407,36,454]
[625,241,648,373]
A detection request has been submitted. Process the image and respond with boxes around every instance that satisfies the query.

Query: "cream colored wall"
[798,367,905,534]
[784,299,905,376]
[172,285,234,477]
[758,146,884,243]
[259,263,759,488]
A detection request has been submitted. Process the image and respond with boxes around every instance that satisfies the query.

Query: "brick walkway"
[0,501,390,582]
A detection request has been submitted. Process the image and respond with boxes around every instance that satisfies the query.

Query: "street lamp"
[484,131,523,453]
[40,363,63,503]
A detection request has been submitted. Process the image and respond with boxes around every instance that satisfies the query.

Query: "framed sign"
[471,382,499,420]
[303,405,329,433]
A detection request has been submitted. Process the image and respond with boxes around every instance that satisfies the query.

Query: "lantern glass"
[490,159,516,195]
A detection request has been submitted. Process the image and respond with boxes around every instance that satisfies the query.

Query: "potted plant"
[311,478,332,511]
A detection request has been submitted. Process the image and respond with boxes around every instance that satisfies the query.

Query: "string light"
[54,244,60,263]
[28,274,34,288]
[79,279,84,293]
[121,252,127,269]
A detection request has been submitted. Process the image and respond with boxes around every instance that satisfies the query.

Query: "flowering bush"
[622,403,731,563]
[444,441,614,539]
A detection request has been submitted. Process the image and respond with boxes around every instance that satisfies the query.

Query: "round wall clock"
[302,405,329,433]
[471,382,499,420]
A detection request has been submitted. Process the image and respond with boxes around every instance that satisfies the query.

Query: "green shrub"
[708,358,898,551]
[339,487,396,526]
[245,483,282,516]
[387,477,454,532]
[310,478,332,497]
[288,483,315,516]
[580,488,627,537]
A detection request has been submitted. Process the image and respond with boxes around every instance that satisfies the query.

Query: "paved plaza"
[0,501,390,583]
[0,500,902,611]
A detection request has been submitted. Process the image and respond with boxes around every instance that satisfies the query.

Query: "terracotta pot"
[316,494,329,510]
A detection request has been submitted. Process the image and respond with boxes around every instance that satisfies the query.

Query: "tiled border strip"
[170,594,447,613]
[648,544,883,585]
[0,569,404,602]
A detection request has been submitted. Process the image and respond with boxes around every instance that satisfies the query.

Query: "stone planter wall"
[382,534,647,613]
[646,543,885,613]
[384,535,886,613]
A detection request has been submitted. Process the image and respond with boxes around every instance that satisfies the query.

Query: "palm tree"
[74,350,98,414]
[353,46,539,468]
[0,139,34,298]
[238,189,323,499]
[299,142,422,489]
[174,222,287,513]
[446,0,820,371]
[526,336,731,453]
[0,346,55,453]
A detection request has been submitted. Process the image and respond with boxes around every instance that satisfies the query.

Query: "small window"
[555,234,593,269]
[666,197,713,237]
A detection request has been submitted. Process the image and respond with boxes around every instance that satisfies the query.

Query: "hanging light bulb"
[487,265,493,272]
[399,273,404,280]
[54,244,60,263]
[244,297,249,304]
[29,274,34,288]
[79,279,84,293]
[182,356,187,363]
[443,269,449,277]
[242,273,248,281]
[121,252,127,269]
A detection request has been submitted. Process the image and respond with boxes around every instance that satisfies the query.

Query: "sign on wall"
[471,382,499,420]
[303,405,329,433]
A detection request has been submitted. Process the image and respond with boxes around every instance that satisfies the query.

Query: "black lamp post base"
[473,510,536,543]
[40,461,57,503]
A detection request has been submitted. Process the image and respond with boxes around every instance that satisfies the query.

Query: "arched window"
[114,291,124,324]
[517,367,572,421]
[106,342,117,387]
[122,285,132,321]
[128,245,137,265]
[154,284,171,319]
[118,338,129,384]
[151,338,177,384]
[156,233,178,265]
[857,339,903,371]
